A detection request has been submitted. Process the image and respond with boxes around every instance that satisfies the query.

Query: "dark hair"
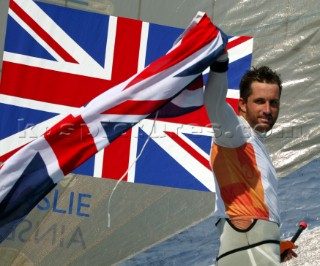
[239,66,282,103]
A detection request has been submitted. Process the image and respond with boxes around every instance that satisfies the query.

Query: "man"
[204,52,296,265]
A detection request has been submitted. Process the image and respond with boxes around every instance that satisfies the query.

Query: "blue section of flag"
[228,54,252,90]
[37,1,109,67]
[183,133,212,155]
[145,23,183,67]
[0,152,55,242]
[176,45,226,77]
[4,15,55,60]
[101,121,135,143]
[0,103,58,139]
[72,155,95,176]
[135,129,210,192]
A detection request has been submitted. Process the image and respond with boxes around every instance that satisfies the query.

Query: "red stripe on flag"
[0,62,113,107]
[100,17,143,180]
[186,75,203,91]
[0,144,26,163]
[124,14,219,90]
[102,130,132,181]
[227,36,252,50]
[103,99,168,115]
[111,17,143,83]
[158,98,239,126]
[10,1,78,63]
[165,131,211,170]
[44,114,98,174]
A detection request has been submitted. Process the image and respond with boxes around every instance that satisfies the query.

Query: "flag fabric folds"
[0,8,227,242]
[0,0,253,192]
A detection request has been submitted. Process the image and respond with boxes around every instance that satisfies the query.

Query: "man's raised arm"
[204,53,247,148]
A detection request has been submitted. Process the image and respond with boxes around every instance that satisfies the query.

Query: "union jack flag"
[0,0,252,241]
[0,0,253,189]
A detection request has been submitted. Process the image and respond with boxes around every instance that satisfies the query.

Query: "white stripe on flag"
[138,22,149,72]
[127,125,139,183]
[104,16,117,79]
[0,114,68,157]
[94,149,104,178]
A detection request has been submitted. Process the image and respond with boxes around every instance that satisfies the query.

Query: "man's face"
[239,81,280,133]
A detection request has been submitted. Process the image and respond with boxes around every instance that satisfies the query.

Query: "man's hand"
[210,50,229,72]
[280,240,298,262]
